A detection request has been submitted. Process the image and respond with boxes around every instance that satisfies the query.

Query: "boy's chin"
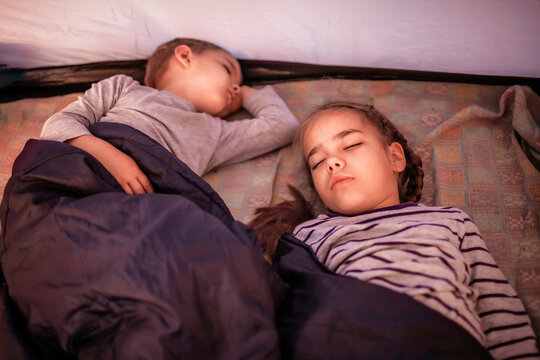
[213,108,231,118]
[211,94,242,117]
[198,105,226,117]
[215,104,240,118]
[229,95,243,113]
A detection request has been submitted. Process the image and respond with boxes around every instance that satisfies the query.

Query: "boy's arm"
[41,75,137,142]
[460,215,539,359]
[67,135,154,194]
[204,85,299,173]
[41,75,153,194]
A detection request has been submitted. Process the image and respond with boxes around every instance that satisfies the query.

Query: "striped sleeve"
[460,213,539,359]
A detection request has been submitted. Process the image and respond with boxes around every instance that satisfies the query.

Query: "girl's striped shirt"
[293,202,539,359]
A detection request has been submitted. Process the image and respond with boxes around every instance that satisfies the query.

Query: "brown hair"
[249,101,424,260]
[144,38,229,88]
[249,185,315,260]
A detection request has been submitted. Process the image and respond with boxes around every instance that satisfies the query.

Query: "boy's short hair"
[144,38,228,88]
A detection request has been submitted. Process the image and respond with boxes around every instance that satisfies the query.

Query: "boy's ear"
[174,45,192,68]
[389,142,406,172]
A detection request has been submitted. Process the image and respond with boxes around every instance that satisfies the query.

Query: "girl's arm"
[41,75,153,194]
[460,214,539,359]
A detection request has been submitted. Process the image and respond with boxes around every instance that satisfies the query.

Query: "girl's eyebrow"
[337,128,363,138]
[306,146,320,161]
[306,129,363,160]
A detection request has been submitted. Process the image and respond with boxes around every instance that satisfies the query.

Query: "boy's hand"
[229,85,255,114]
[102,148,155,195]
[240,85,255,102]
[67,135,154,195]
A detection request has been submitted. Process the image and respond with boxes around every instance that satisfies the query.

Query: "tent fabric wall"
[0,0,539,78]
[0,1,539,357]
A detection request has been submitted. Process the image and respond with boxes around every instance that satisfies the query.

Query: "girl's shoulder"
[416,203,472,218]
[327,202,472,223]
[295,203,474,231]
[293,203,479,239]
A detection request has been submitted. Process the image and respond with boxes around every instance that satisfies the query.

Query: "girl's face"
[303,109,406,215]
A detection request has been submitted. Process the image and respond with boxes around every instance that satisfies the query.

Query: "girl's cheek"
[313,177,326,193]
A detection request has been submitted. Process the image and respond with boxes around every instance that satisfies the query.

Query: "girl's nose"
[326,156,345,172]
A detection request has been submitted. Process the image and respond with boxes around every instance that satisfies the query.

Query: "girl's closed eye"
[223,64,231,75]
[344,142,362,150]
[311,158,325,170]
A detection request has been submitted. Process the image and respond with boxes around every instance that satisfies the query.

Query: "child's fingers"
[230,94,243,113]
[139,175,155,193]
[121,182,134,195]
[240,85,255,99]
[127,180,145,195]
[125,176,154,195]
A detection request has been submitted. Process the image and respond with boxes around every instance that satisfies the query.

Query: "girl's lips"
[331,174,354,190]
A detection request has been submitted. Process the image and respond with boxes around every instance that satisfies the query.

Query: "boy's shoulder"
[104,73,138,84]
[90,74,142,89]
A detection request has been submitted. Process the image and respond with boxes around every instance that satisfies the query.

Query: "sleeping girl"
[250,101,539,359]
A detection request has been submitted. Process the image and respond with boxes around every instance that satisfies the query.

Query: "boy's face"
[183,49,243,117]
[303,109,405,215]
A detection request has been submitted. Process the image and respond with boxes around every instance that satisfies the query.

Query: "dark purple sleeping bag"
[0,122,282,359]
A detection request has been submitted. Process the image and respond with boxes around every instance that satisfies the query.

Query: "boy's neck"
[154,58,177,90]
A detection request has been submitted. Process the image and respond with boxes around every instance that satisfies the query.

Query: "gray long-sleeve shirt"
[40,74,299,175]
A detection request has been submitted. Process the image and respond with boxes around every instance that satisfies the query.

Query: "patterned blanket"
[1,79,538,341]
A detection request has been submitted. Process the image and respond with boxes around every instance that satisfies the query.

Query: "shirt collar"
[326,202,418,218]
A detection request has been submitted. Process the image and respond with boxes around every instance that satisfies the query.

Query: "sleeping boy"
[40,38,299,194]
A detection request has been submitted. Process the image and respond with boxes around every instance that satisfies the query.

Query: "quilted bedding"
[0,78,538,356]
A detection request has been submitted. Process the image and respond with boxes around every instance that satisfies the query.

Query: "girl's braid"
[399,141,424,203]
[368,105,424,203]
